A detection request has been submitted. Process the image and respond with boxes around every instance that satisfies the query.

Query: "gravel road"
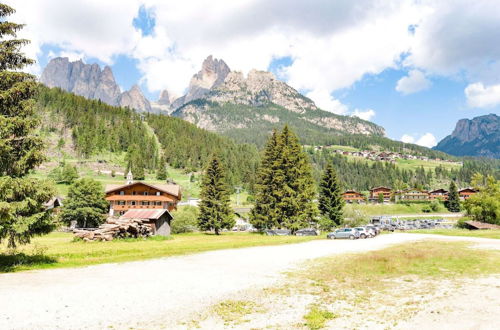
[0,233,497,329]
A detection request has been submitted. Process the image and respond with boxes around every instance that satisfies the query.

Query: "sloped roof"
[121,208,172,220]
[370,186,391,191]
[105,181,181,197]
[430,189,448,194]
[465,221,500,230]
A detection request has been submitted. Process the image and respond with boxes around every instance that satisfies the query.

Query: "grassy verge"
[291,241,500,328]
[407,229,500,240]
[0,232,320,273]
[345,202,451,216]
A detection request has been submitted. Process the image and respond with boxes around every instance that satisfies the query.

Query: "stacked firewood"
[73,218,154,241]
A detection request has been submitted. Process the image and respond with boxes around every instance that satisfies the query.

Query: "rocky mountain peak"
[40,57,152,112]
[158,89,172,106]
[172,55,231,109]
[434,114,499,158]
[118,85,152,113]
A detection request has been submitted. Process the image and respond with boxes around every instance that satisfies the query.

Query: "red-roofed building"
[459,188,478,200]
[342,190,365,203]
[121,209,173,236]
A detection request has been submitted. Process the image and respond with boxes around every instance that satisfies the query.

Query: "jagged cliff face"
[172,57,385,137]
[118,85,152,113]
[209,70,318,113]
[40,57,152,113]
[434,114,499,158]
[171,55,230,109]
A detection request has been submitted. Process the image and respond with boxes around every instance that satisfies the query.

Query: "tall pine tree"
[318,163,345,229]
[0,4,55,248]
[250,130,283,230]
[446,180,461,212]
[250,126,317,232]
[198,156,234,235]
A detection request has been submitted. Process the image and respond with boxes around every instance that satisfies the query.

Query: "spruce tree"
[250,126,318,232]
[446,181,461,212]
[0,4,55,248]
[249,130,283,230]
[156,157,168,180]
[318,163,345,229]
[278,125,318,232]
[198,156,234,234]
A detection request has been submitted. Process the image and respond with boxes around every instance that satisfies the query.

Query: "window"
[155,201,162,206]
[131,201,136,206]
[119,191,125,195]
[132,191,137,195]
[143,192,149,196]
[118,201,125,205]
[156,192,161,196]
[142,201,150,206]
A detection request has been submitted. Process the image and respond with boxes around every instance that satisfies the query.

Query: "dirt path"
[0,233,498,329]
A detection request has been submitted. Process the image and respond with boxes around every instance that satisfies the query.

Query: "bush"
[430,200,441,212]
[421,205,432,213]
[456,217,470,229]
[171,206,199,234]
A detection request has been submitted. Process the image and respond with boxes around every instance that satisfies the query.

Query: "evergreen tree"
[0,4,56,248]
[156,157,168,180]
[198,156,234,234]
[250,130,282,230]
[378,193,384,203]
[250,126,318,232]
[318,163,345,229]
[446,181,461,212]
[60,179,108,228]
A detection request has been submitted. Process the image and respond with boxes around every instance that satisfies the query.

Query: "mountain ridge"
[434,113,499,158]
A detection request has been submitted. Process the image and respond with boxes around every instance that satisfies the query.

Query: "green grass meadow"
[0,232,320,273]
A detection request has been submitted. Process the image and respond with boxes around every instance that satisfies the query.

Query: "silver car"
[327,228,360,240]
[354,227,372,239]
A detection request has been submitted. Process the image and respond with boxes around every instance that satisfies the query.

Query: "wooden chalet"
[105,171,181,216]
[399,188,429,201]
[458,188,477,200]
[369,186,392,201]
[429,189,448,201]
[342,190,365,203]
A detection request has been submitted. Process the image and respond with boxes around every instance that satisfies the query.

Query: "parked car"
[327,228,360,240]
[365,225,379,236]
[354,227,372,239]
[265,229,291,236]
[295,228,319,236]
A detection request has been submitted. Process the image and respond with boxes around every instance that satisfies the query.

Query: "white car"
[354,227,373,239]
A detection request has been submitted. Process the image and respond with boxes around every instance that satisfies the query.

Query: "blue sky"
[10,0,500,146]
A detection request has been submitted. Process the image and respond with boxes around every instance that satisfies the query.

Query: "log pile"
[73,217,154,241]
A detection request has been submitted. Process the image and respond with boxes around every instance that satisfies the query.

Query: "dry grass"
[212,300,265,325]
[407,229,500,240]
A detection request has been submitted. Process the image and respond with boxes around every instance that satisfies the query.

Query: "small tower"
[126,170,134,185]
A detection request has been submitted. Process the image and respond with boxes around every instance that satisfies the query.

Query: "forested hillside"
[309,148,500,191]
[36,87,499,193]
[36,87,259,186]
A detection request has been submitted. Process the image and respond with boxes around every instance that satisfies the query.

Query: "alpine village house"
[104,172,182,236]
[342,186,477,203]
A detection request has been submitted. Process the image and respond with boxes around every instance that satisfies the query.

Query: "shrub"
[171,206,199,234]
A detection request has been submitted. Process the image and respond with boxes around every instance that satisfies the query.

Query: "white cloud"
[395,70,431,94]
[464,83,500,108]
[8,0,500,114]
[352,109,375,121]
[400,134,415,143]
[406,0,500,84]
[6,0,141,69]
[416,133,437,148]
[305,89,348,114]
[401,133,436,148]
